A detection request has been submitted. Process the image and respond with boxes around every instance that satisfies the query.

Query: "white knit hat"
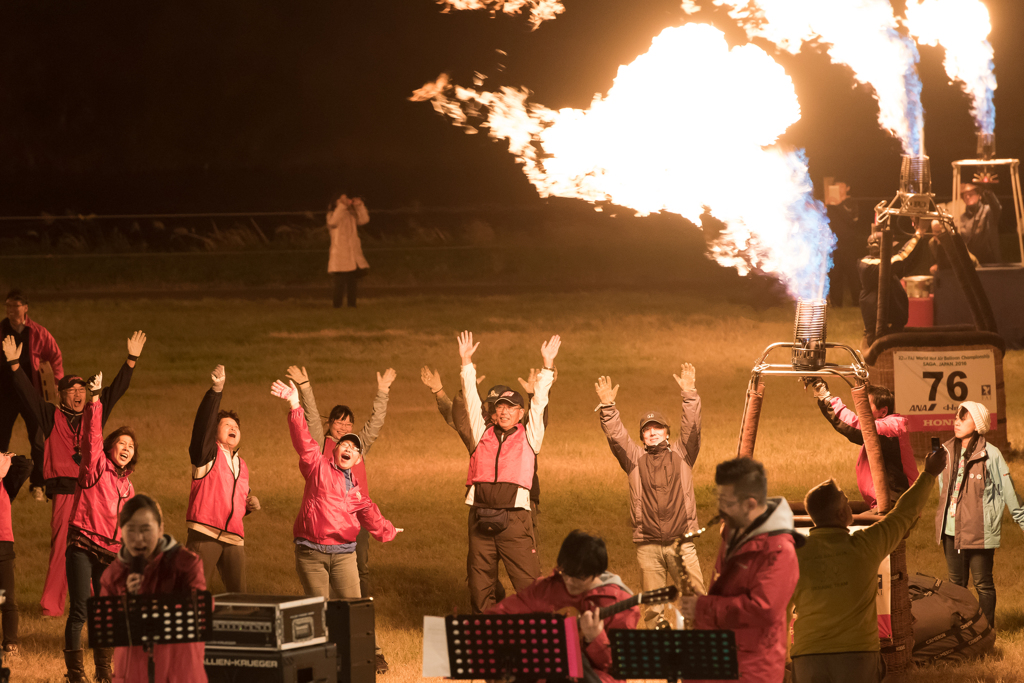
[958,401,990,435]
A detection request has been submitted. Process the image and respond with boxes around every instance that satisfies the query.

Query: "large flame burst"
[413,24,835,300]
[905,0,996,135]
[689,0,925,156]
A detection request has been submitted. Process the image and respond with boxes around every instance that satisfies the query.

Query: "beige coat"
[327,203,370,273]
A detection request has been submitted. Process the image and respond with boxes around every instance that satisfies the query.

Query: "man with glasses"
[487,530,639,683]
[0,289,63,498]
[678,458,801,683]
[457,330,560,612]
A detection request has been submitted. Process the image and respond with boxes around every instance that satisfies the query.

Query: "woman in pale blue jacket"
[934,401,1024,629]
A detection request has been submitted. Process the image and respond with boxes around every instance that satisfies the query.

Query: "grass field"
[3,290,1022,682]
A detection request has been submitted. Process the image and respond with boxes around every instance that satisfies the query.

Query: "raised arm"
[288,365,326,447]
[358,368,395,453]
[806,379,864,445]
[524,335,560,452]
[78,378,106,488]
[189,366,224,468]
[672,363,702,466]
[272,380,323,479]
[3,335,55,435]
[98,330,145,427]
[352,198,369,226]
[595,376,641,473]
[421,366,456,428]
[859,447,945,557]
[458,331,486,448]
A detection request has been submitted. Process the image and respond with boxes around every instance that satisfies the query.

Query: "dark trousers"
[0,385,45,489]
[355,526,371,599]
[943,535,996,628]
[829,248,861,308]
[332,271,359,308]
[0,547,17,647]
[467,507,541,613]
[792,651,884,683]
[186,529,247,593]
[65,546,111,650]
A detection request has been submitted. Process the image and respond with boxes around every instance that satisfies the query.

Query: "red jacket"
[44,408,81,480]
[11,316,64,391]
[695,499,801,683]
[288,408,396,545]
[187,445,249,539]
[466,424,535,489]
[0,480,10,543]
[100,536,207,683]
[69,400,134,553]
[487,571,640,683]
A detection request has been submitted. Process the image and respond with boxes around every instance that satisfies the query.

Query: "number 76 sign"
[893,350,997,432]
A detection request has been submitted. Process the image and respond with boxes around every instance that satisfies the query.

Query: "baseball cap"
[336,433,363,450]
[485,385,514,403]
[493,389,525,408]
[639,411,669,433]
[58,375,87,392]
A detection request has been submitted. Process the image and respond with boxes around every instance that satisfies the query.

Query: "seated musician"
[487,530,639,683]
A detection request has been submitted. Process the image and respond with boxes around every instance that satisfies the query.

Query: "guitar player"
[486,530,639,683]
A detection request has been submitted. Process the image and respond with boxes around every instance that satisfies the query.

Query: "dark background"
[0,0,1020,215]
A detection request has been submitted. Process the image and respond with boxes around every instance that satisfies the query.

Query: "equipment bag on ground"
[907,573,994,663]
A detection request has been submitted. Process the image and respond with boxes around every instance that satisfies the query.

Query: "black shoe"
[376,652,389,674]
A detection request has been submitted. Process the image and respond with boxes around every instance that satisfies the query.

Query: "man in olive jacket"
[595,363,703,628]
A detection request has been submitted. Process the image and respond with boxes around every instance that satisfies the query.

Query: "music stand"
[443,613,584,680]
[610,629,738,681]
[87,590,214,683]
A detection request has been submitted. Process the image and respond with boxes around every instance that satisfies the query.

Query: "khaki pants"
[467,507,541,613]
[294,545,360,599]
[635,540,704,628]
[186,529,246,593]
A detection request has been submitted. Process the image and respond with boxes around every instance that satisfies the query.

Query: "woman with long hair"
[63,373,137,683]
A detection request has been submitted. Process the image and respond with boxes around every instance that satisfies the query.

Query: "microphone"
[128,555,146,593]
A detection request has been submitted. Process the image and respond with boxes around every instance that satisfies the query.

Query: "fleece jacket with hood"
[695,497,803,683]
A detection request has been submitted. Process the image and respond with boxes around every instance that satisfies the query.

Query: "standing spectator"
[0,289,63,496]
[825,182,863,308]
[0,452,33,658]
[100,494,207,683]
[458,331,559,612]
[270,380,400,597]
[487,530,640,683]
[957,181,1001,264]
[804,379,919,511]
[791,446,946,682]
[186,365,260,593]
[64,377,138,683]
[3,331,144,617]
[858,227,922,349]
[678,458,801,683]
[935,401,1024,630]
[594,364,704,629]
[327,194,370,309]
[284,364,395,673]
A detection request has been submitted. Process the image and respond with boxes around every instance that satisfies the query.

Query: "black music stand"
[88,590,214,683]
[610,629,738,681]
[443,613,585,680]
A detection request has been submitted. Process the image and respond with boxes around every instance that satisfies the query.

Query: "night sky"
[1,0,1021,214]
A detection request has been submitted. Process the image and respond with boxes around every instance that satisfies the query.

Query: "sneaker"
[375,652,389,674]
[2,644,18,658]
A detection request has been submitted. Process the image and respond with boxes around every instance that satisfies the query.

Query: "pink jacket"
[288,408,396,545]
[695,499,800,683]
[100,536,207,682]
[487,571,640,683]
[69,400,134,553]
[19,316,64,390]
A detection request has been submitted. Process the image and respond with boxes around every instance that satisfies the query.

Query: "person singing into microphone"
[101,494,206,683]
